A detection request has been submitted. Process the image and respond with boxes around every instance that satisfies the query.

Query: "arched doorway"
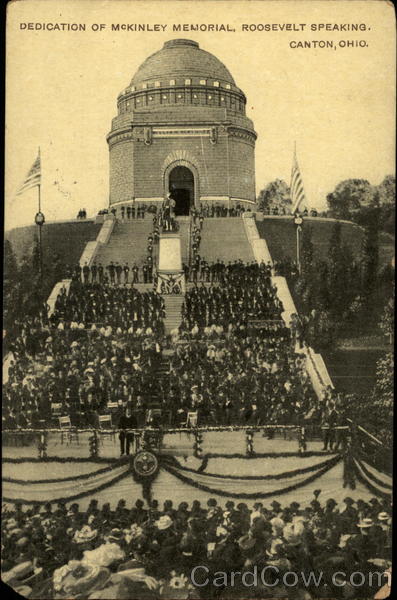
[169,166,194,216]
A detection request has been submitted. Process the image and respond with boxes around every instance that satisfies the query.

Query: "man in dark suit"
[123,262,130,284]
[118,407,137,455]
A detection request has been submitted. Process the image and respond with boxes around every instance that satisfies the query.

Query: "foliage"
[357,353,394,446]
[257,179,291,212]
[326,179,374,220]
[3,237,66,345]
[326,175,395,235]
[379,285,394,343]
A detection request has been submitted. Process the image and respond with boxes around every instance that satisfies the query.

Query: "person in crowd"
[118,406,137,455]
[1,492,390,599]
[123,263,130,284]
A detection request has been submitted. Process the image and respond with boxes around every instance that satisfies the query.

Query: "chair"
[51,403,63,416]
[107,401,119,412]
[186,411,198,427]
[98,414,115,444]
[162,410,173,426]
[58,416,79,445]
[146,408,162,426]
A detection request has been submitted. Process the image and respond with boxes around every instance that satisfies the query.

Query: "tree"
[359,205,380,301]
[376,174,395,205]
[257,179,291,212]
[367,353,393,446]
[326,179,374,220]
[379,285,394,344]
[301,225,314,276]
[4,239,18,286]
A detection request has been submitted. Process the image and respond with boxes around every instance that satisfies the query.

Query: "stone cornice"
[108,122,257,147]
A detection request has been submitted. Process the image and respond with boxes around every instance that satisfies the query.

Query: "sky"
[5,0,396,230]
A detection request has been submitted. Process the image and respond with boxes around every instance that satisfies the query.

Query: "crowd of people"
[2,494,391,599]
[51,281,165,333]
[76,209,88,219]
[261,206,319,217]
[3,206,392,600]
[162,326,319,428]
[3,262,342,431]
[101,200,252,223]
[3,319,164,429]
[180,263,282,330]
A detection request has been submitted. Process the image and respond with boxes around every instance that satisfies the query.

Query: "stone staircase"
[94,219,154,267]
[177,217,191,265]
[200,217,255,263]
[163,295,184,333]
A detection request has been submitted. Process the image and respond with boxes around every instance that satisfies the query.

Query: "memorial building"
[107,39,257,215]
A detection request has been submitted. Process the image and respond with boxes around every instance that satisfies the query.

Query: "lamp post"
[34,210,45,281]
[294,214,303,275]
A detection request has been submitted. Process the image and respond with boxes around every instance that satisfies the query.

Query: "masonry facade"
[107,39,257,215]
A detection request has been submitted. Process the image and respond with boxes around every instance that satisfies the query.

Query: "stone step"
[199,217,254,264]
[95,220,154,267]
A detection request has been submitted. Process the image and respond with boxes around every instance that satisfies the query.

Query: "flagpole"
[35,147,44,282]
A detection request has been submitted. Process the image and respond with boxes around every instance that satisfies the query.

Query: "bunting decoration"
[246,430,254,457]
[193,431,203,458]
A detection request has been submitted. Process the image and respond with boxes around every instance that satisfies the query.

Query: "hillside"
[256,216,365,263]
[6,220,102,269]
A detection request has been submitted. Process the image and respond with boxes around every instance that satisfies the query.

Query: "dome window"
[225,83,231,89]
[126,101,130,107]
[208,95,212,100]
[136,99,141,103]
[148,96,153,101]
[154,81,160,88]
[162,95,168,99]
[142,83,147,89]
[185,78,191,85]
[199,79,207,85]
[193,94,198,98]
[169,79,175,86]
[131,86,135,92]
[213,81,220,87]
[177,94,183,99]
[221,96,225,101]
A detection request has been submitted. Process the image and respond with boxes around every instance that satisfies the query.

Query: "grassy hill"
[256,215,394,268]
[6,220,102,269]
[256,216,365,263]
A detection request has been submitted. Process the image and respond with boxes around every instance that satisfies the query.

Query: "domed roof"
[130,39,236,86]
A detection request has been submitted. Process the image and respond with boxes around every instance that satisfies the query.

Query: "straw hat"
[73,525,98,544]
[2,561,35,585]
[357,518,373,528]
[60,564,111,597]
[14,585,32,598]
[378,512,390,522]
[238,535,257,551]
[106,529,124,543]
[155,515,173,531]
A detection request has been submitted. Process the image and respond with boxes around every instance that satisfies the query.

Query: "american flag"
[290,150,306,214]
[16,150,41,196]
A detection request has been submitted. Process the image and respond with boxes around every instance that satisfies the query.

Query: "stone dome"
[130,39,236,87]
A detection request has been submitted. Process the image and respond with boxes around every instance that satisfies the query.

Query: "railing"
[2,424,349,436]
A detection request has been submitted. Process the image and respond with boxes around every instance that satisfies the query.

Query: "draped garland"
[352,458,392,499]
[3,437,391,505]
[161,454,342,499]
[3,456,119,464]
[163,454,340,481]
[202,450,333,459]
[3,462,124,485]
[3,468,131,505]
